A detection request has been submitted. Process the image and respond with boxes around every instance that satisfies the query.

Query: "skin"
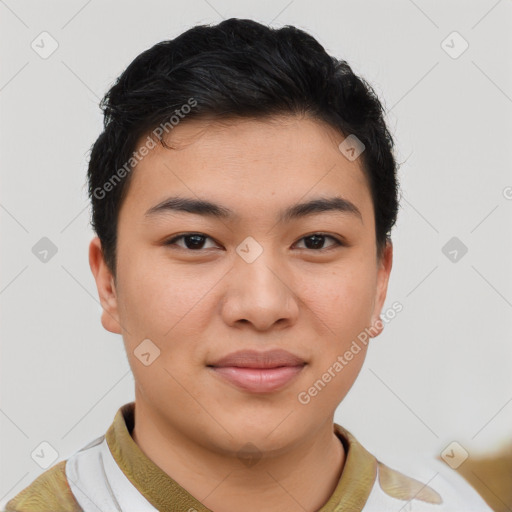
[89,115,393,512]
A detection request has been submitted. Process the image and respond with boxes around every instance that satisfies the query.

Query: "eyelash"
[163,232,345,252]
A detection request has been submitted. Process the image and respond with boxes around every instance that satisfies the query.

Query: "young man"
[5,18,492,512]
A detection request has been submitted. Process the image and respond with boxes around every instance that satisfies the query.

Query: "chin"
[223,416,301,446]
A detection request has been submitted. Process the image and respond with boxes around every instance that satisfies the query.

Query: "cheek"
[116,249,220,344]
[116,256,213,399]
[296,269,374,410]
[299,261,377,342]
[297,261,376,405]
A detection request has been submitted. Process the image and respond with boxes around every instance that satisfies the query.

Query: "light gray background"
[1,0,511,506]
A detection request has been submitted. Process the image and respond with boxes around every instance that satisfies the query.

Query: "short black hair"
[87,18,400,279]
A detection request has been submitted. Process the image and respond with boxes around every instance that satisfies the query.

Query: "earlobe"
[88,237,122,335]
[369,313,386,338]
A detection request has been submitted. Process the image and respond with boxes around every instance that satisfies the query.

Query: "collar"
[105,402,377,511]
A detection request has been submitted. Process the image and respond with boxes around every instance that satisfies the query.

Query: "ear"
[88,236,122,335]
[369,241,393,338]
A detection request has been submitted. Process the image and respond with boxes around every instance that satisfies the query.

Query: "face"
[89,115,392,456]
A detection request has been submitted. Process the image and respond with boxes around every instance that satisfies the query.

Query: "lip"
[209,349,306,368]
[208,349,307,393]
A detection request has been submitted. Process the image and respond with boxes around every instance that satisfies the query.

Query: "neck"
[131,398,346,512]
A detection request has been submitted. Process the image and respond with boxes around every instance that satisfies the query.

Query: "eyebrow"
[144,195,363,223]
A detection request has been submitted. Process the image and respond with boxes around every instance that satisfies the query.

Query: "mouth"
[208,365,306,393]
[207,349,307,394]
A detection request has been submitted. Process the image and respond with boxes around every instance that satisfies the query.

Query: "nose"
[220,248,300,332]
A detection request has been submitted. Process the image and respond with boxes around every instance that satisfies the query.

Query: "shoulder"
[333,423,493,512]
[364,457,493,511]
[2,460,82,512]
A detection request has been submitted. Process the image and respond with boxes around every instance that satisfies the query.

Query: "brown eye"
[295,234,343,251]
[163,232,344,252]
[164,233,219,250]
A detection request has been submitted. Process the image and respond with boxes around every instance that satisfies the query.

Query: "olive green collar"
[105,402,377,511]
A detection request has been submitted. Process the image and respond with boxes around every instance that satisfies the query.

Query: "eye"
[294,233,344,251]
[163,233,220,250]
[163,232,344,252]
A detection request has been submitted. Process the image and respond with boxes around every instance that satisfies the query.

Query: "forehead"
[120,115,373,223]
